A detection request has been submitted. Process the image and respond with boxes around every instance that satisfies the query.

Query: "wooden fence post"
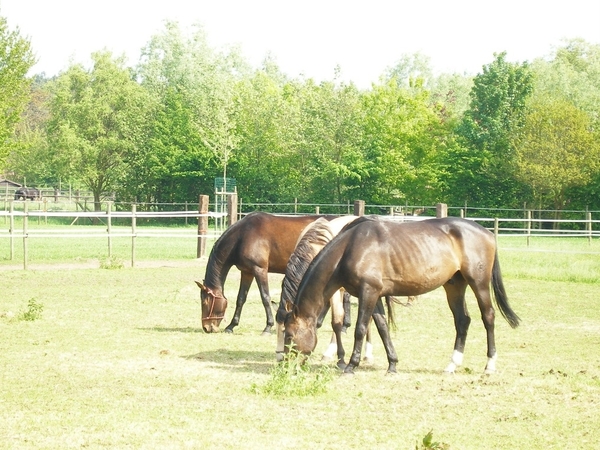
[227,193,238,227]
[526,209,531,247]
[197,195,209,258]
[9,201,14,260]
[23,201,28,270]
[353,200,365,216]
[131,204,136,268]
[436,203,448,218]
[107,201,112,258]
[587,211,592,245]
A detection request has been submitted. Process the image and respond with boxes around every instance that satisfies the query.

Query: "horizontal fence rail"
[1,201,599,269]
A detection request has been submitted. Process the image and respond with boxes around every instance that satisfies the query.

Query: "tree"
[356,79,446,205]
[134,22,244,203]
[513,97,600,213]
[231,62,303,203]
[46,52,150,209]
[455,52,533,207]
[7,74,53,184]
[0,16,35,165]
[296,78,363,204]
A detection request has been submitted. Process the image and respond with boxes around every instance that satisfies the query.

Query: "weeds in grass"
[416,430,450,449]
[100,256,124,269]
[18,298,44,321]
[251,348,335,397]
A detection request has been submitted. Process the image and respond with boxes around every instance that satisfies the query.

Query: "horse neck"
[295,242,343,320]
[204,239,233,293]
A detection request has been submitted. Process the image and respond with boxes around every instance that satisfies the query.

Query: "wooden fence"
[1,200,599,269]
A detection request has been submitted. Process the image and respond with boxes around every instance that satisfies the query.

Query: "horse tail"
[384,295,398,331]
[491,250,520,328]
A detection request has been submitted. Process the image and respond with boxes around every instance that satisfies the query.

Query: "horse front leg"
[224,272,254,333]
[275,322,286,361]
[344,291,378,375]
[254,269,275,336]
[443,275,471,373]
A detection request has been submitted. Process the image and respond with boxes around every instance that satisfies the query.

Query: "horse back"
[235,212,326,273]
[334,217,497,296]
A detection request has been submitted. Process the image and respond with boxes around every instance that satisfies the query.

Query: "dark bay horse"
[275,215,404,366]
[196,211,333,334]
[284,216,520,374]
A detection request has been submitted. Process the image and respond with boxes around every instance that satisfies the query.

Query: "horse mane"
[281,218,334,305]
[203,218,246,289]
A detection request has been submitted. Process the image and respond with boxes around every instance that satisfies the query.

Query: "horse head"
[195,281,228,333]
[283,308,317,355]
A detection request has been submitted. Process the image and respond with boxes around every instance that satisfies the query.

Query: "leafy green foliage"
[251,349,335,397]
[45,52,150,209]
[0,16,35,164]
[454,52,533,207]
[18,298,43,321]
[416,430,450,450]
[5,18,600,214]
[513,97,600,211]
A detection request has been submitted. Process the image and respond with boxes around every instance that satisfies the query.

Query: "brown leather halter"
[201,288,227,324]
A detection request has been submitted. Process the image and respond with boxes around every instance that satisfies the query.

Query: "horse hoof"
[321,355,334,362]
[341,370,354,377]
[362,356,374,365]
[224,328,234,334]
[275,353,284,362]
[336,361,347,371]
[261,331,271,337]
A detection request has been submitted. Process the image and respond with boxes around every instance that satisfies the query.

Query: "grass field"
[1,235,599,449]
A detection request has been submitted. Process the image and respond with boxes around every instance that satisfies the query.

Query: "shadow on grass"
[183,349,275,374]
[139,326,204,333]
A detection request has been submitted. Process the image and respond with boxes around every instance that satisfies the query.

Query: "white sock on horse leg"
[362,341,374,363]
[484,354,497,374]
[444,350,464,373]
[322,334,337,360]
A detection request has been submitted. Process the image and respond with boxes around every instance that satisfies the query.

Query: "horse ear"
[284,299,294,312]
[195,281,207,291]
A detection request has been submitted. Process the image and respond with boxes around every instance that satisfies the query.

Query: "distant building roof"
[0,178,23,188]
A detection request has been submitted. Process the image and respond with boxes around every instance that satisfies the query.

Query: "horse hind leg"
[254,269,276,336]
[443,273,471,373]
[470,281,498,374]
[328,289,347,369]
[362,318,374,364]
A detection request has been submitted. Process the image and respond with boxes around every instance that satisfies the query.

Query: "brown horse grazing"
[275,215,405,366]
[195,211,333,335]
[275,216,360,362]
[284,216,520,375]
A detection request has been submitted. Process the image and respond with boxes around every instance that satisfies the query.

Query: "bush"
[18,298,44,321]
[251,348,335,397]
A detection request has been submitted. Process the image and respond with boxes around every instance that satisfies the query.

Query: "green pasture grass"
[497,236,600,283]
[0,238,599,449]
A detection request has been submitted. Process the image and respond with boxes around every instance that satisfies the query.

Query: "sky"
[1,0,600,88]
